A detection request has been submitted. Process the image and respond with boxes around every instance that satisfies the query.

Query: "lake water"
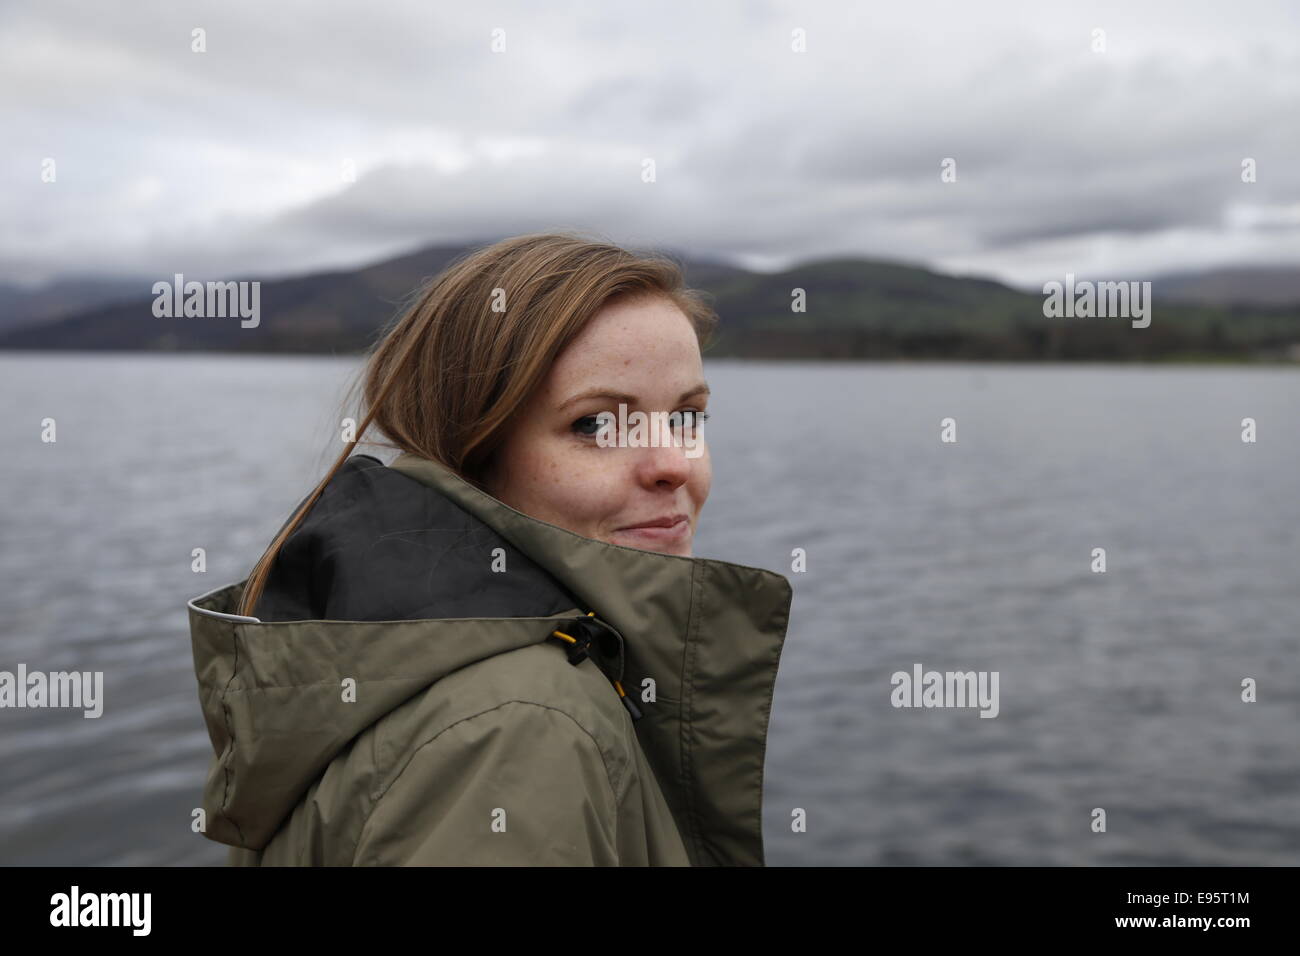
[1,354,1297,865]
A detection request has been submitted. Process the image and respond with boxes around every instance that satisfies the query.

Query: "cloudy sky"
[3,0,1299,291]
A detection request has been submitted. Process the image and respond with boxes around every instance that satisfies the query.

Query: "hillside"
[1,243,1297,361]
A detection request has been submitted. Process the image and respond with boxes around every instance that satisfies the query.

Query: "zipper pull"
[548,619,594,665]
[582,612,641,721]
[612,679,643,722]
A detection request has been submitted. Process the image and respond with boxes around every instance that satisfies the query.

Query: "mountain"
[1151,267,1300,307]
[0,276,151,332]
[0,243,478,353]
[0,242,1297,360]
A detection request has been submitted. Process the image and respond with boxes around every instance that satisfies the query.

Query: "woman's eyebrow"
[558,382,710,411]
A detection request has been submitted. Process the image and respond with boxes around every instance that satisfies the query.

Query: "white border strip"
[187,582,262,624]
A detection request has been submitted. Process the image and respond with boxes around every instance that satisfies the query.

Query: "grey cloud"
[3,0,1300,288]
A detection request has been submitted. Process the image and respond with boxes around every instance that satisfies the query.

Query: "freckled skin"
[481,295,711,556]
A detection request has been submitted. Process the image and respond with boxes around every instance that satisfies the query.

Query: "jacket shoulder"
[354,696,623,865]
[350,641,641,865]
[375,641,636,800]
[247,638,685,866]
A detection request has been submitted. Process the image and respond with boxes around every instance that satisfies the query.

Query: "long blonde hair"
[238,231,718,617]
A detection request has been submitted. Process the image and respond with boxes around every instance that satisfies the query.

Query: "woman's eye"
[570,411,709,440]
[571,415,604,437]
[676,411,709,429]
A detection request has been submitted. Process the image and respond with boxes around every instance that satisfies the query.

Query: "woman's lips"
[613,515,690,544]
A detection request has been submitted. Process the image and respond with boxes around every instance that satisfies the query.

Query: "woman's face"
[481,294,711,556]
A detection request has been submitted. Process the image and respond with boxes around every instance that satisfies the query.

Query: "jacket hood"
[189,452,793,865]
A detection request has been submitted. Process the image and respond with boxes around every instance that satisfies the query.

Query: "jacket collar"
[386,452,793,866]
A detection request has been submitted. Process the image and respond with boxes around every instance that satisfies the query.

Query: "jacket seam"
[209,675,473,693]
[218,626,247,846]
[209,613,583,628]
[678,559,705,864]
[750,583,790,868]
[350,698,625,865]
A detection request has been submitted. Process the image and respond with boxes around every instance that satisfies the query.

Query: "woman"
[188,233,793,866]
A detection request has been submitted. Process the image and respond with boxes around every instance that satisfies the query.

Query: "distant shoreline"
[1,349,1297,366]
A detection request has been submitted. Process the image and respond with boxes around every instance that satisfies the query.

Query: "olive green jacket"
[188,452,792,865]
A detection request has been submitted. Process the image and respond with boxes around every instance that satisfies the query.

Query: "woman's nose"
[636,433,695,487]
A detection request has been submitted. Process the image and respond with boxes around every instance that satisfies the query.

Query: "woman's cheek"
[692,446,712,503]
[581,474,627,539]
